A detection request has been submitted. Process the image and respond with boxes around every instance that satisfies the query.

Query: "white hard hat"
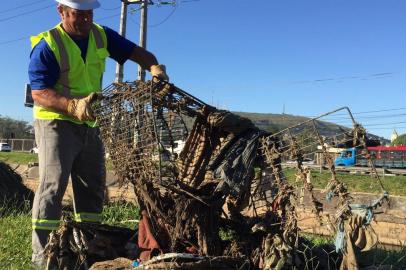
[55,0,100,10]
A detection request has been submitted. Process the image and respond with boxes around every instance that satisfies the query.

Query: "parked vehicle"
[0,143,11,152]
[335,146,406,168]
[30,147,39,154]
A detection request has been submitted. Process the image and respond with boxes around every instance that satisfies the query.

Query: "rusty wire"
[92,81,390,268]
[93,80,205,188]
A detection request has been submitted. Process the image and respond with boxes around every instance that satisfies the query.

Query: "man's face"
[58,5,93,38]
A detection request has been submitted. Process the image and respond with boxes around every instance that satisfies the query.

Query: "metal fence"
[0,138,35,152]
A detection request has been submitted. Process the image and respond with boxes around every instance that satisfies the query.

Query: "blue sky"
[1,0,406,139]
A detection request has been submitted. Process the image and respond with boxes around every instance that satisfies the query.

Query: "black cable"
[0,4,54,23]
[321,112,406,122]
[0,0,47,14]
[367,127,406,130]
[149,5,178,27]
[305,106,406,119]
[0,36,29,45]
[362,120,406,127]
[96,13,121,21]
[0,0,196,44]
[100,6,121,11]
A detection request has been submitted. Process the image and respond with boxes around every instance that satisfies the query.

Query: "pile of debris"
[0,162,34,214]
[45,80,390,269]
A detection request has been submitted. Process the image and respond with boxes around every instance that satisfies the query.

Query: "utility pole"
[116,0,150,81]
[137,0,148,81]
[116,0,176,81]
[115,1,128,83]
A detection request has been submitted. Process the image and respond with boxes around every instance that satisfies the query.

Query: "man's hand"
[66,92,100,121]
[150,64,169,81]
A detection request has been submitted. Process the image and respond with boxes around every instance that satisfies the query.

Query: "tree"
[392,134,406,146]
[0,115,34,139]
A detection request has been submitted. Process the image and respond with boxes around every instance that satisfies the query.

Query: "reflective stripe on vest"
[30,23,110,125]
[90,25,105,88]
[32,219,60,230]
[91,26,104,49]
[49,28,70,97]
[74,212,102,223]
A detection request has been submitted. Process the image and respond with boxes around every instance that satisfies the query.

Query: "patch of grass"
[0,201,139,269]
[102,201,140,229]
[302,233,335,246]
[0,200,33,269]
[0,151,38,165]
[219,228,236,241]
[0,214,33,269]
[284,168,406,196]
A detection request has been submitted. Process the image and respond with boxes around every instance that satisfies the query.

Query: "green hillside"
[234,111,387,144]
[235,112,310,133]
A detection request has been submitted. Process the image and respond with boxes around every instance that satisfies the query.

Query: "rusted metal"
[89,80,390,269]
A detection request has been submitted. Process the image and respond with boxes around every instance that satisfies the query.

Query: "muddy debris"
[89,257,133,270]
[44,80,392,269]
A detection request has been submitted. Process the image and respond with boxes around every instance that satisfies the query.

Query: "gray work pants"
[32,119,106,265]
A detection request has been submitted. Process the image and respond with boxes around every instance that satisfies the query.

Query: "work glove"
[66,92,100,121]
[150,64,169,81]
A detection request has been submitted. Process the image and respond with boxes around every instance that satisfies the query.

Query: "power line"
[0,0,47,14]
[100,6,121,11]
[367,127,406,130]
[352,107,406,115]
[149,5,178,27]
[123,0,196,81]
[357,120,406,127]
[289,72,395,86]
[0,13,120,46]
[129,0,195,28]
[305,106,406,119]
[0,4,54,23]
[96,13,121,21]
[322,112,406,122]
[0,36,29,45]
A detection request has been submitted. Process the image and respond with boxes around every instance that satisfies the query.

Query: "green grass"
[302,233,335,246]
[284,168,406,196]
[1,199,405,269]
[0,200,33,270]
[0,201,139,269]
[0,214,33,270]
[0,152,38,165]
[102,201,140,229]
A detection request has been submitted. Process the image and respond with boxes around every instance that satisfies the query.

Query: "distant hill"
[234,112,310,133]
[235,111,341,134]
[234,111,389,144]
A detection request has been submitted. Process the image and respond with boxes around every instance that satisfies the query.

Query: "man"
[28,0,169,266]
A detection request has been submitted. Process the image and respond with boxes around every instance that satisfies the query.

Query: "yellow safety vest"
[30,23,109,126]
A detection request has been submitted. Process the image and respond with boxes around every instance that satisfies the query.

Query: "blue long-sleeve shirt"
[28,26,136,90]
